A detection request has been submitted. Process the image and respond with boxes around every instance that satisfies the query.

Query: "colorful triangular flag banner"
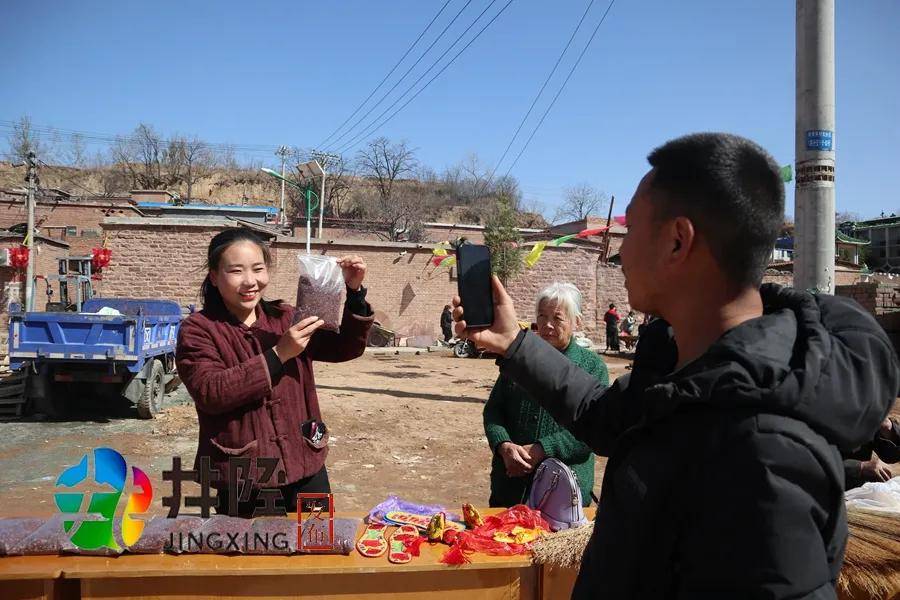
[780,164,792,183]
[524,241,548,268]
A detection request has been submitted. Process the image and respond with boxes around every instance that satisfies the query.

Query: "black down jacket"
[499,284,899,599]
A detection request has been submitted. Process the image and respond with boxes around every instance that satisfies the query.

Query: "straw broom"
[530,508,900,599]
[840,508,900,599]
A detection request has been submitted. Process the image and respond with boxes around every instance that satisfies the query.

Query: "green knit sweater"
[484,339,609,507]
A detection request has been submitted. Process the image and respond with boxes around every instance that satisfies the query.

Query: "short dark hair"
[647,133,784,288]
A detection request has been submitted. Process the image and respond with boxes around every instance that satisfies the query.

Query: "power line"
[316,0,454,149]
[35,158,106,198]
[324,0,476,151]
[331,0,503,154]
[333,0,516,155]
[0,120,286,155]
[487,0,597,185]
[503,0,616,178]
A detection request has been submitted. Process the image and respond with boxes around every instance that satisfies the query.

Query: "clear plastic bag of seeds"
[0,518,44,556]
[6,514,67,555]
[128,516,204,555]
[194,515,254,554]
[295,254,344,333]
[246,517,297,555]
[144,516,206,555]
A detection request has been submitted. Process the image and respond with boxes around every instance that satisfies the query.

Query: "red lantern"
[9,246,29,269]
[91,248,112,272]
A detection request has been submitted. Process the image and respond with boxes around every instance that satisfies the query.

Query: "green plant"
[483,197,524,285]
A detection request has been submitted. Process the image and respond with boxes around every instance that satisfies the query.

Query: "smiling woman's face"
[208,241,269,320]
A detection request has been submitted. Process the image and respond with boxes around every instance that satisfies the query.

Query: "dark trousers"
[216,466,331,518]
[606,326,620,351]
[442,328,453,342]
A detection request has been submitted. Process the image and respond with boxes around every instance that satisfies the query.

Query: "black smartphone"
[456,244,494,328]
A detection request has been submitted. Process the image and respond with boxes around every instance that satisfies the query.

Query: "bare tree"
[4,115,49,162]
[175,136,213,203]
[493,174,522,209]
[460,153,492,201]
[322,154,355,218]
[356,137,417,205]
[352,138,425,242]
[554,183,608,223]
[219,144,240,171]
[835,211,860,224]
[442,153,493,204]
[112,124,185,190]
[368,186,427,242]
[65,133,88,167]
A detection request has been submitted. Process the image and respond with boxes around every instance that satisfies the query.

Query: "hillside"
[0,161,547,228]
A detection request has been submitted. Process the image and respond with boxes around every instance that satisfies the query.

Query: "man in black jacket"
[453,133,899,599]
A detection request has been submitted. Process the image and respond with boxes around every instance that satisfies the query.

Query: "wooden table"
[0,510,576,600]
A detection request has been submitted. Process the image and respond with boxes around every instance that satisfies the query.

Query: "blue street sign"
[806,130,834,151]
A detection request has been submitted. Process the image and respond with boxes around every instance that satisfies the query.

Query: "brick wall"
[836,282,900,316]
[100,223,215,308]
[762,269,862,289]
[508,246,604,339]
[274,242,459,338]
[875,284,900,314]
[834,282,900,356]
[0,197,141,255]
[0,238,71,360]
[762,272,794,287]
[97,221,627,343]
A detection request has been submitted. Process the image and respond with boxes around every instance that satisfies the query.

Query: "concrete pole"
[25,152,36,312]
[318,166,326,239]
[276,145,290,226]
[795,0,836,294]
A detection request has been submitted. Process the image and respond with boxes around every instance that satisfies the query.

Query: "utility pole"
[311,150,340,238]
[275,145,291,226]
[602,196,615,263]
[24,151,37,312]
[795,0,836,294]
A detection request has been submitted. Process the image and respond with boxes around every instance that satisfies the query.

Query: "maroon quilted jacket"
[175,301,373,488]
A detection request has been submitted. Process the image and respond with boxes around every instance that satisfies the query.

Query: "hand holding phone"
[456,244,494,328]
[452,275,522,355]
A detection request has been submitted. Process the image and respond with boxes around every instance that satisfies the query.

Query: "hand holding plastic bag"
[296,254,344,332]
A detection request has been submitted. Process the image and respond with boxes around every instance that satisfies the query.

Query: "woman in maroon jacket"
[176,229,374,517]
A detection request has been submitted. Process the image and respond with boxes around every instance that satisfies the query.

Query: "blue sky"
[1,0,897,220]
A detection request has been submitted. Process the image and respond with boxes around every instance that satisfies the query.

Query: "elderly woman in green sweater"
[484,282,609,507]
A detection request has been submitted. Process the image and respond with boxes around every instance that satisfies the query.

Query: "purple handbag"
[527,458,588,532]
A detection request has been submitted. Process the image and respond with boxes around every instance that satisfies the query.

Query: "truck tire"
[33,380,68,420]
[136,360,164,419]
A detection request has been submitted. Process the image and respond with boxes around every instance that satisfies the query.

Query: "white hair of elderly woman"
[535,282,583,324]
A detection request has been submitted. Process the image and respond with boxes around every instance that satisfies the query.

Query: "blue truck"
[8,297,182,419]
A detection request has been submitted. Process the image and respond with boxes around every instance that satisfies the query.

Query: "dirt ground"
[0,352,632,517]
[1,352,896,518]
